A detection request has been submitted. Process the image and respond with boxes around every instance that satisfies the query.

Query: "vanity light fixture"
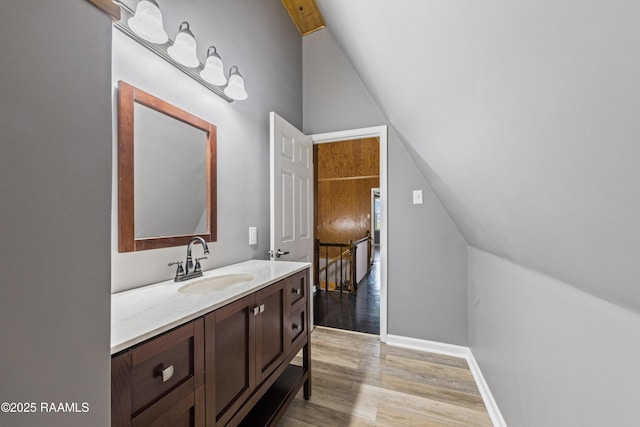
[200,46,227,86]
[115,0,249,102]
[127,0,168,44]
[224,66,248,101]
[167,22,199,68]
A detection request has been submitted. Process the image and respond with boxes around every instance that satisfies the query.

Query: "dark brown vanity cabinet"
[111,320,205,427]
[112,268,310,427]
[204,280,288,426]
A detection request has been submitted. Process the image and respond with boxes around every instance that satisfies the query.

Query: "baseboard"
[386,334,470,358]
[465,349,507,427]
[386,334,507,427]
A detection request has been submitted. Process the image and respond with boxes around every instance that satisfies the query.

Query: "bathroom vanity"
[110,260,311,426]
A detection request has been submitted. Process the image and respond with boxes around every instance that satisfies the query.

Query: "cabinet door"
[255,280,288,384]
[205,295,256,427]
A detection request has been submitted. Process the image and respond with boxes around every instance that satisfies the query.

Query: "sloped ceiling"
[316,0,640,311]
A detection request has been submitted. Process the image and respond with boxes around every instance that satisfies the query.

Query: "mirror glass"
[134,102,208,238]
[118,81,217,252]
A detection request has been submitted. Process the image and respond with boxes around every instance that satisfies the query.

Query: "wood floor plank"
[379,355,487,409]
[374,385,491,427]
[278,327,493,427]
[281,398,352,426]
[304,380,379,423]
[381,344,470,370]
[379,374,487,411]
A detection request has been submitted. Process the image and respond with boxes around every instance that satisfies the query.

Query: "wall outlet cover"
[249,227,258,245]
[412,190,423,205]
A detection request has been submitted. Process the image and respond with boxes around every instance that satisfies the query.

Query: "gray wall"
[468,247,640,427]
[387,127,468,344]
[318,0,640,314]
[112,0,301,292]
[0,1,112,426]
[304,30,468,345]
[314,1,640,424]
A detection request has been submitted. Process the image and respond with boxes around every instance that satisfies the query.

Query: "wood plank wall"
[316,138,380,252]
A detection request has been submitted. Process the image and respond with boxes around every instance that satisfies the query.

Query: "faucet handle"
[168,261,185,279]
[194,257,208,273]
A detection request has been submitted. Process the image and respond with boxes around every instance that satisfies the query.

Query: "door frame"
[371,187,380,246]
[311,125,388,342]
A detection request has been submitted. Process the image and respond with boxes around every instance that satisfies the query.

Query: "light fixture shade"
[127,0,168,44]
[167,22,199,68]
[224,66,248,101]
[199,46,227,86]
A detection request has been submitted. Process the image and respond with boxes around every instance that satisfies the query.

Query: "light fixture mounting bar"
[114,2,234,103]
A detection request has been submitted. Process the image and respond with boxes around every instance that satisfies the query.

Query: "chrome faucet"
[169,236,210,282]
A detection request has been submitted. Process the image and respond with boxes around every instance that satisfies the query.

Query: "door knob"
[275,249,289,258]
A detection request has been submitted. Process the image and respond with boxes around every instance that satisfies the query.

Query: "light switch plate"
[249,227,258,245]
[412,190,423,205]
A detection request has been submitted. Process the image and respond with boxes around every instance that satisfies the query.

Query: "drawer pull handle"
[292,323,301,331]
[292,288,301,295]
[253,306,260,316]
[259,304,265,313]
[161,365,174,383]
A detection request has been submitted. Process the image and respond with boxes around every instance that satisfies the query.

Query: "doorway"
[310,126,388,341]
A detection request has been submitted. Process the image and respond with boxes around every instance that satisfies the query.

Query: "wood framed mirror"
[118,81,217,252]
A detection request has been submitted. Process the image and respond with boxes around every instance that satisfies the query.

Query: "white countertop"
[111,259,310,354]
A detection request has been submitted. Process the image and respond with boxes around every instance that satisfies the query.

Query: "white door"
[269,112,313,266]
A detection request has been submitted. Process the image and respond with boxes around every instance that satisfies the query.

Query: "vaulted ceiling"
[316,0,640,311]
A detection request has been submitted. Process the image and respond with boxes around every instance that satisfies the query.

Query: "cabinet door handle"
[292,288,301,295]
[252,304,265,316]
[292,323,301,331]
[161,365,174,383]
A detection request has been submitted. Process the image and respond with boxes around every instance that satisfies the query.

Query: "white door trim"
[310,125,388,342]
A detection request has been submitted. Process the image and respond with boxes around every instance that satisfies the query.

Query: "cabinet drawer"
[286,270,307,311]
[130,322,196,415]
[289,306,307,350]
[131,378,195,427]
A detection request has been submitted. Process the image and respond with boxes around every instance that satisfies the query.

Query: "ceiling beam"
[281,0,325,36]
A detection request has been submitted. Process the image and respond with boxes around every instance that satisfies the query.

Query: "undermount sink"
[178,274,255,294]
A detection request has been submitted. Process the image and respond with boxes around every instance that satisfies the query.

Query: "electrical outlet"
[412,190,423,205]
[249,227,257,245]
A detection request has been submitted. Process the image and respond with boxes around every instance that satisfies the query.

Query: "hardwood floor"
[279,327,492,427]
[313,248,381,335]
